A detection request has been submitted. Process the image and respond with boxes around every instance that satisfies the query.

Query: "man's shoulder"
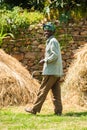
[50,37,59,44]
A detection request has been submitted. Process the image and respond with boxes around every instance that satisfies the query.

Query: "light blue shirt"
[42,36,63,77]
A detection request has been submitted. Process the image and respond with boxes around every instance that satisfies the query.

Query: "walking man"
[25,22,63,115]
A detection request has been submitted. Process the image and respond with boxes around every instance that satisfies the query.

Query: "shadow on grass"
[36,114,55,117]
[64,111,87,117]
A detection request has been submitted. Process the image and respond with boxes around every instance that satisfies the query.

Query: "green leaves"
[0,6,44,34]
[59,11,71,23]
[0,25,14,47]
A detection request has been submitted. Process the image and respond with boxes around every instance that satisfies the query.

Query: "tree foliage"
[0,0,87,12]
[0,0,87,22]
[45,0,87,22]
[0,0,45,10]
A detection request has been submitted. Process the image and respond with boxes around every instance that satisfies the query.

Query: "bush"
[0,6,44,34]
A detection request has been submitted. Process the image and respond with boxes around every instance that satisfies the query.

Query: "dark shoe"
[25,108,36,115]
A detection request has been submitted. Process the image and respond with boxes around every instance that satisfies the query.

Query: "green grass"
[0,107,87,130]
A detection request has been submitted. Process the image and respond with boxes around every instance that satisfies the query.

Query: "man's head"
[43,22,56,38]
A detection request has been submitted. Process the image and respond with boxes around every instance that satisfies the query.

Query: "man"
[25,22,63,115]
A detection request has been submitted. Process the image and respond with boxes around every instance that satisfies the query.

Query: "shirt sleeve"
[44,39,59,64]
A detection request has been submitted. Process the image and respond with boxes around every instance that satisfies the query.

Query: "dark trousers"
[32,75,62,114]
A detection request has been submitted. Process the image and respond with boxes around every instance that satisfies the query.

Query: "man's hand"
[39,59,45,64]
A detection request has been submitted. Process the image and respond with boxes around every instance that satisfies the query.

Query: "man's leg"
[25,75,58,114]
[50,78,63,115]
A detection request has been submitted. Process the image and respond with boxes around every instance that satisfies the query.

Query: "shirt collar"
[46,35,54,43]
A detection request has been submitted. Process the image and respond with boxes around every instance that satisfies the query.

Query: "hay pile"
[63,43,87,107]
[0,49,39,107]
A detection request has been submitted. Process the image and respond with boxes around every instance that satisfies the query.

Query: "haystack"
[63,43,87,107]
[0,49,39,107]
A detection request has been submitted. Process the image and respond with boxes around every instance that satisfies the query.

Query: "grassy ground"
[0,100,87,130]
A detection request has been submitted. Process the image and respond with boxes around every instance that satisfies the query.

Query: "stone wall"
[2,19,87,81]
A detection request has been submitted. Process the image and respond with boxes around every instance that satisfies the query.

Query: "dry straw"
[0,49,39,107]
[63,43,87,107]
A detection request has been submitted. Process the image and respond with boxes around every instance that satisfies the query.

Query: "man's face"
[44,30,53,39]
